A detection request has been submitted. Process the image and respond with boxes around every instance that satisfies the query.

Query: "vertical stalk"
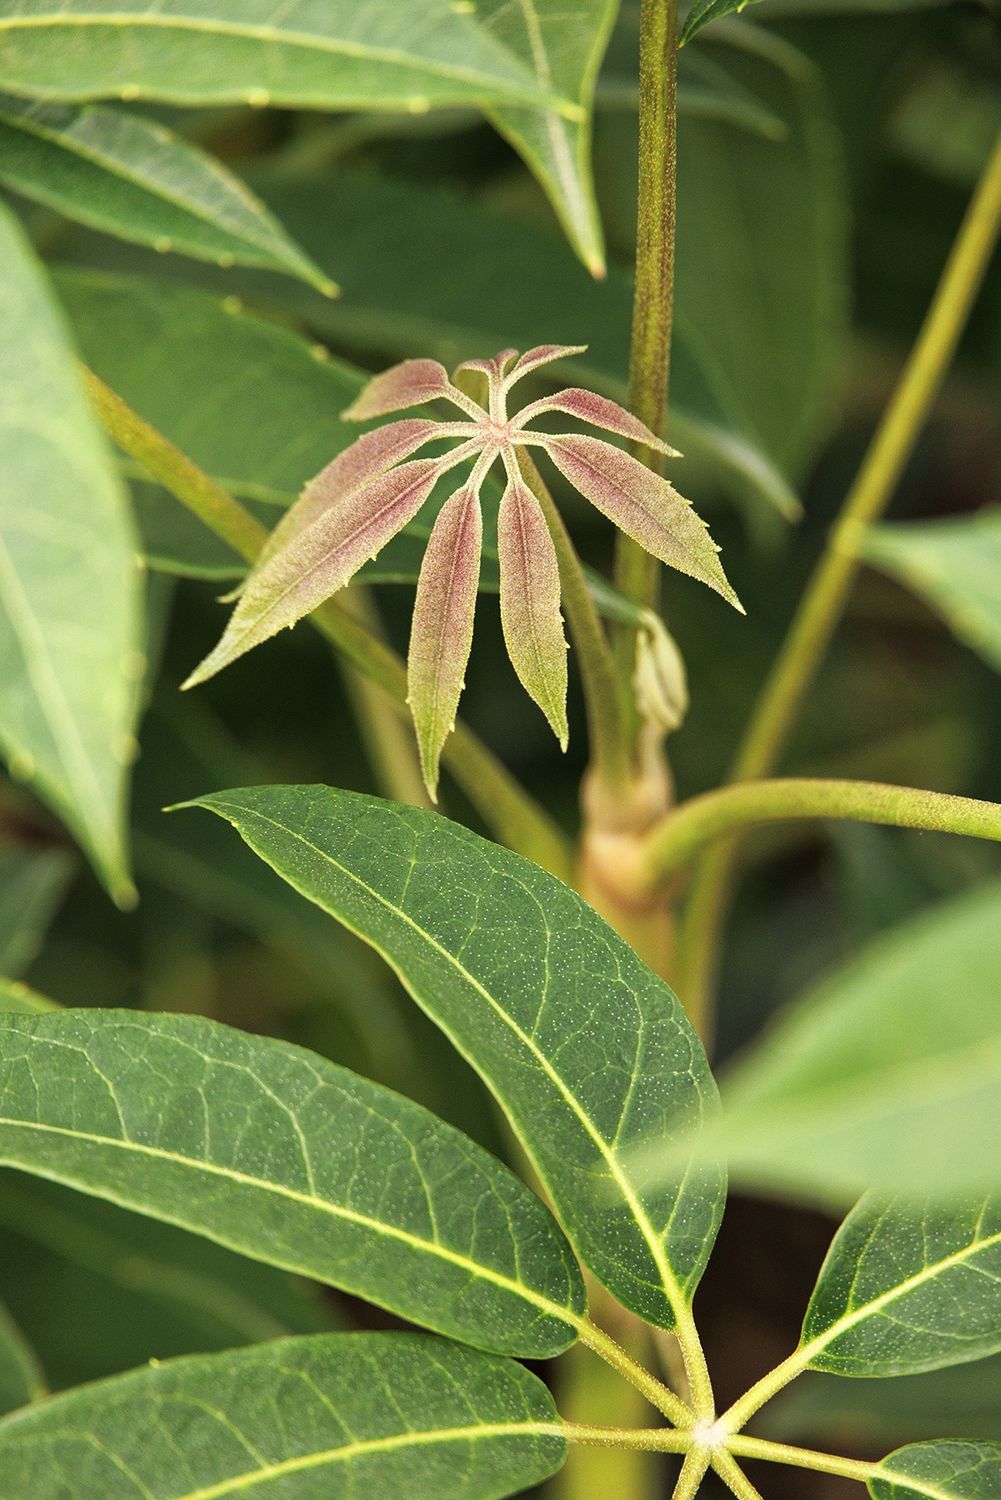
[615,0,679,633]
[676,127,1001,1031]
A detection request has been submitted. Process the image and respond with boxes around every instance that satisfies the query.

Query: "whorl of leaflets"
[185,345,741,796]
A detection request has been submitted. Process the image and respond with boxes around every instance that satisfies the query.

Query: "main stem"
[616,0,679,633]
[677,128,1001,1028]
[83,368,573,881]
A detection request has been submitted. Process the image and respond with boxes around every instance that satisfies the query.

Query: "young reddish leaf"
[504,344,588,388]
[254,418,445,577]
[184,457,449,687]
[516,388,680,458]
[408,484,483,800]
[342,359,470,421]
[541,434,743,610]
[497,476,569,747]
[454,348,516,380]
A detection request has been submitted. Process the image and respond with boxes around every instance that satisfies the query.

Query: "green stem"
[671,1448,712,1499]
[677,127,1001,1023]
[515,449,632,794]
[563,1423,689,1453]
[576,1318,693,1427]
[711,1451,763,1499]
[727,1437,877,1485]
[617,0,680,631]
[83,367,574,881]
[638,777,1001,886]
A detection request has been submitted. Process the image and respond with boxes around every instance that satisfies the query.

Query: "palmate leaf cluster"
[0,790,997,1498]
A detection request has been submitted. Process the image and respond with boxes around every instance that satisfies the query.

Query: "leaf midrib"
[803,1223,1001,1369]
[0,12,569,108]
[0,1114,575,1333]
[208,799,690,1325]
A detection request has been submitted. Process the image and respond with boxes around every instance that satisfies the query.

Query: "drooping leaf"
[408,484,482,799]
[870,1442,1001,1500]
[477,0,618,275]
[0,1010,586,1358]
[0,1331,567,1499]
[496,475,568,746]
[801,1194,1001,1377]
[862,512,1001,677]
[0,94,333,291]
[540,434,743,608]
[0,848,73,978]
[0,206,142,904]
[186,786,725,1331]
[183,455,457,687]
[0,2,572,114]
[0,1300,44,1416]
[648,882,1001,1203]
[0,1171,336,1390]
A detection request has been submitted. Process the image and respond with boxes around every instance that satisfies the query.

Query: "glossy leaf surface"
[870,1442,1001,1500]
[802,1194,1001,1376]
[0,1010,585,1357]
[0,208,142,903]
[0,1331,567,1499]
[187,785,725,1330]
[0,95,332,289]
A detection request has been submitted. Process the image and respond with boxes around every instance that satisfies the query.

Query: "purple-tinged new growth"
[185,345,742,795]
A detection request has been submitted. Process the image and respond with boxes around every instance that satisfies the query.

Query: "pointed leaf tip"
[342,359,460,421]
[504,345,589,388]
[518,388,680,458]
[543,434,742,611]
[408,484,483,799]
[497,476,568,746]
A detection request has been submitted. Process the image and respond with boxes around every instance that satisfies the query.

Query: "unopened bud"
[634,611,688,734]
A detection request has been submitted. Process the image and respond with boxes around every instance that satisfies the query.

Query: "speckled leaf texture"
[870,1442,1001,1500]
[0,94,331,289]
[187,786,726,1331]
[802,1195,1001,1377]
[0,1332,567,1499]
[0,1,568,113]
[0,1010,585,1358]
[496,475,568,747]
[0,205,142,904]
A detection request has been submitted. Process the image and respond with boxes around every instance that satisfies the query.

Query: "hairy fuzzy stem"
[711,1452,764,1499]
[83,367,573,881]
[727,1437,877,1484]
[616,0,679,634]
[672,1448,712,1499]
[677,127,1001,1032]
[576,1318,692,1427]
[636,777,1001,888]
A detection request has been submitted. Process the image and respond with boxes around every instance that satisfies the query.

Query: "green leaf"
[0,848,73,978]
[0,205,142,904]
[0,1331,567,1499]
[0,1300,45,1416]
[0,1171,336,1389]
[802,1194,1001,1377]
[0,2,573,115]
[862,512,1001,676]
[0,95,334,292]
[0,978,58,1015]
[478,0,617,275]
[870,1442,1001,1500]
[0,1009,584,1358]
[186,785,724,1331]
[675,881,1001,1204]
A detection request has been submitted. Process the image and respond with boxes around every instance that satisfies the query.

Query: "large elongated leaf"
[186,785,725,1331]
[801,1194,1001,1377]
[0,1301,44,1416]
[0,1331,567,1499]
[0,95,332,291]
[479,0,617,275]
[0,2,570,114]
[652,882,1001,1204]
[0,1010,585,1358]
[862,512,1001,676]
[0,206,142,903]
[871,1442,1001,1500]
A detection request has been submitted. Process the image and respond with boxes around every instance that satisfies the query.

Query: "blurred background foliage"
[2,1,1001,1492]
